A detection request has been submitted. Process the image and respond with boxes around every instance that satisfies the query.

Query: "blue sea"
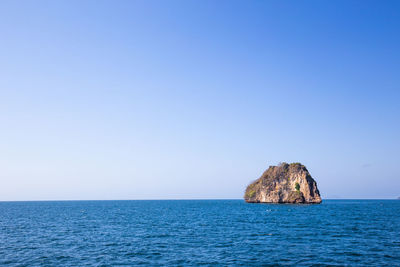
[0,200,399,266]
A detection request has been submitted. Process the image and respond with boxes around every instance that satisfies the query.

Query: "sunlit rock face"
[244,163,322,204]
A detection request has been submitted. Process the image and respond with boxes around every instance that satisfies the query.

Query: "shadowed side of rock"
[244,162,322,204]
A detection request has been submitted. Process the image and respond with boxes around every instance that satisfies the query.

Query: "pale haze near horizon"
[0,0,399,201]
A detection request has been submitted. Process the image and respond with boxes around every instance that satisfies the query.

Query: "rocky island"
[244,162,322,204]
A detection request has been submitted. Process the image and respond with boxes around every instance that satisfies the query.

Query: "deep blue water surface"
[0,200,399,266]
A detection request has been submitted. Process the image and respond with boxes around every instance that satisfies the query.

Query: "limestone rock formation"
[244,162,322,204]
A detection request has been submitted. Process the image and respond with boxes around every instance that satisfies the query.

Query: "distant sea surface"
[0,200,399,266]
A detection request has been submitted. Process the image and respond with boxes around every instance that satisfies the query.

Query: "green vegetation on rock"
[246,190,256,198]
[295,182,300,191]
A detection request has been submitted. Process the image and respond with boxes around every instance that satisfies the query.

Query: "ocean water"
[0,200,399,266]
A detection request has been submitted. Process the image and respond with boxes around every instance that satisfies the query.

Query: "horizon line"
[0,198,398,202]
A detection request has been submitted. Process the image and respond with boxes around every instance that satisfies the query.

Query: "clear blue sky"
[0,0,399,200]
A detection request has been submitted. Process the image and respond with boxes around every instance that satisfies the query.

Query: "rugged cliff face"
[244,162,322,204]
